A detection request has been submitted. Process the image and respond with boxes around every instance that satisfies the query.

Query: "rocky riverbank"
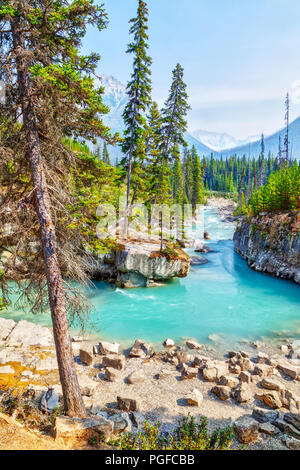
[234,211,300,285]
[88,240,191,288]
[0,317,299,450]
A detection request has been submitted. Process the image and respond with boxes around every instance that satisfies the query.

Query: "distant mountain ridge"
[191,129,260,152]
[220,118,300,160]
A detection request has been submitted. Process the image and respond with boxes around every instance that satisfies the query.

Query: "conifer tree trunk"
[11,17,86,418]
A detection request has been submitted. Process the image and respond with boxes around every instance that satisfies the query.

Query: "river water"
[3,207,300,350]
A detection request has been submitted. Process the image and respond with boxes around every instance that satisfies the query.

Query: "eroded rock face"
[234,212,300,285]
[89,242,190,288]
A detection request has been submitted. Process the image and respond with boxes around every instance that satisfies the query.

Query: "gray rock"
[185,339,201,350]
[102,355,124,370]
[190,256,209,266]
[185,389,203,406]
[259,422,280,436]
[117,396,139,412]
[234,415,259,444]
[54,415,113,445]
[255,391,282,409]
[130,411,145,430]
[110,412,132,434]
[126,370,145,385]
[275,418,300,440]
[283,413,300,431]
[211,385,231,401]
[252,407,279,424]
[129,339,153,358]
[99,341,119,355]
[104,367,118,382]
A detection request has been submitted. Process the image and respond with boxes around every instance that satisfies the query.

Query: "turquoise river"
[2,207,300,349]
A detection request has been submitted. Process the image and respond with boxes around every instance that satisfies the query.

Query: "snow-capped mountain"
[191,129,260,152]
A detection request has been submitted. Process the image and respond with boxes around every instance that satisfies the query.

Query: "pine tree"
[259,133,265,187]
[161,64,190,162]
[102,142,111,165]
[284,93,290,166]
[145,101,171,206]
[191,146,204,216]
[0,0,114,417]
[172,146,184,204]
[122,0,152,236]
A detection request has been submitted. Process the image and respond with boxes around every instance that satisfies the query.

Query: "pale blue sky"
[83,0,300,138]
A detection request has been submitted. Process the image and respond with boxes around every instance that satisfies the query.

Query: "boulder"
[40,389,59,413]
[234,415,259,444]
[283,413,300,431]
[252,407,279,424]
[54,415,113,446]
[163,338,175,348]
[186,389,203,407]
[181,367,198,380]
[234,384,253,404]
[219,375,240,388]
[229,364,242,375]
[253,364,274,378]
[257,352,270,364]
[79,345,94,366]
[109,412,132,434]
[129,339,152,358]
[126,370,145,385]
[99,341,119,356]
[190,256,209,266]
[104,367,118,383]
[102,355,125,370]
[117,396,139,412]
[277,362,299,380]
[211,385,231,401]
[130,411,145,430]
[185,339,201,350]
[202,364,225,382]
[260,377,285,392]
[5,320,53,348]
[275,418,300,440]
[259,422,280,436]
[239,371,252,384]
[255,391,282,409]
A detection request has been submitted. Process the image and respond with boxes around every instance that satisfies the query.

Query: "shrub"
[109,414,234,451]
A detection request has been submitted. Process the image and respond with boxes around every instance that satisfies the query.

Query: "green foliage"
[248,162,300,215]
[110,415,234,451]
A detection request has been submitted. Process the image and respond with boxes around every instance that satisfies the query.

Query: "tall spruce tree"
[0,0,114,417]
[145,101,171,206]
[191,146,204,216]
[161,64,190,162]
[122,0,152,236]
[284,93,290,166]
[259,133,265,187]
